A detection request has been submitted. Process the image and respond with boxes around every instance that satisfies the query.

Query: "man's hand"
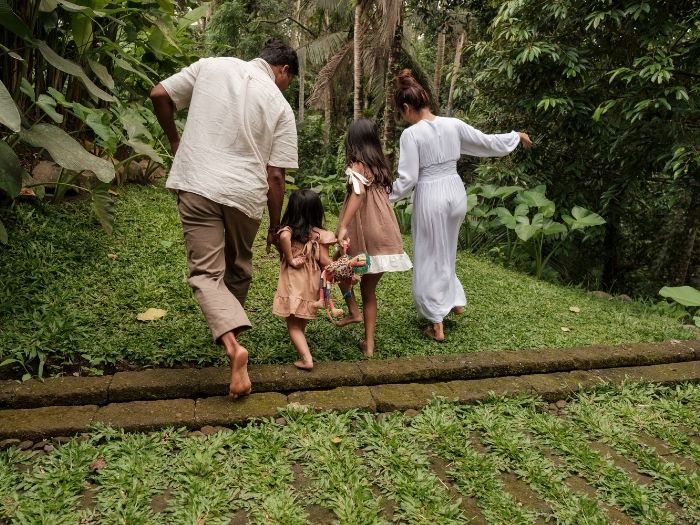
[266,229,280,254]
[170,139,180,155]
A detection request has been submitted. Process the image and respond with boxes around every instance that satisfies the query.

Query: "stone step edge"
[2,360,699,441]
[1,339,698,410]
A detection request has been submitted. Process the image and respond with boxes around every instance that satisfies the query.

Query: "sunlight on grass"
[0,183,693,377]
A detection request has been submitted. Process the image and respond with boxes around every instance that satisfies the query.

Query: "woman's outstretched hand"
[336,226,349,250]
[518,132,533,149]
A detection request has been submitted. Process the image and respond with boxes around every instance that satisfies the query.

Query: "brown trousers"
[177,191,261,341]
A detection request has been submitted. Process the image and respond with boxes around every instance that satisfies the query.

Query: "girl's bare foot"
[451,306,465,315]
[334,314,363,327]
[227,345,252,399]
[294,360,314,370]
[423,325,445,342]
[358,339,373,358]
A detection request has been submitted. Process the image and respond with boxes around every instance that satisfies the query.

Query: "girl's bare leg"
[451,306,465,315]
[286,316,313,370]
[334,280,362,327]
[358,272,383,357]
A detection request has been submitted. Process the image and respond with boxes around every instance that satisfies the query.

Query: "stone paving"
[1,339,699,440]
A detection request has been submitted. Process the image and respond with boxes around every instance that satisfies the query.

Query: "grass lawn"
[0,183,693,379]
[1,382,699,523]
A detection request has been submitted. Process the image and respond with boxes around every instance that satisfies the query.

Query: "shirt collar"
[250,58,276,82]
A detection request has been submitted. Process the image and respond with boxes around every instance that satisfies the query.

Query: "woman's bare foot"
[423,324,445,342]
[451,306,465,315]
[227,345,252,399]
[334,314,363,327]
[358,339,373,358]
[294,359,314,370]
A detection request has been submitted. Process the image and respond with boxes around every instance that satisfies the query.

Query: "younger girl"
[335,119,413,357]
[273,189,336,370]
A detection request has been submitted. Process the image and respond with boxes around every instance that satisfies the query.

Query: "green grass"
[1,382,698,523]
[0,183,693,379]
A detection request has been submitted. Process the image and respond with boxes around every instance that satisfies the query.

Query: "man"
[150,40,298,399]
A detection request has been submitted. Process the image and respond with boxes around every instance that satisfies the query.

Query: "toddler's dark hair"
[345,118,393,194]
[280,189,325,244]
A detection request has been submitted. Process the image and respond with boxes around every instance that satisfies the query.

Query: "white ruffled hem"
[366,252,413,274]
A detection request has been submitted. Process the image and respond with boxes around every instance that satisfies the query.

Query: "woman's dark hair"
[280,189,324,244]
[259,38,299,76]
[394,68,430,112]
[345,118,393,194]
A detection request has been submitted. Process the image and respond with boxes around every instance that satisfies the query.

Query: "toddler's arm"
[279,230,304,269]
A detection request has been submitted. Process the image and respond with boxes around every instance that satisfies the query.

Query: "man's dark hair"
[259,39,299,76]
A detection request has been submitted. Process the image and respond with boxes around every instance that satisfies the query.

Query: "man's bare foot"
[451,306,465,315]
[294,360,314,370]
[423,325,445,342]
[334,314,363,327]
[227,346,252,399]
[358,339,373,358]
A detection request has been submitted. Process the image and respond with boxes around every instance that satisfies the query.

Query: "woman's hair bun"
[396,68,416,89]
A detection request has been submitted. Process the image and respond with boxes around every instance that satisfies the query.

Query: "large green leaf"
[0,79,21,132]
[91,181,114,235]
[694,316,700,328]
[71,12,93,55]
[659,286,700,307]
[178,2,210,30]
[88,59,115,90]
[19,123,114,182]
[494,185,522,199]
[127,140,163,164]
[515,190,556,216]
[119,107,152,141]
[542,220,567,236]
[494,207,516,229]
[36,94,64,123]
[37,41,115,102]
[515,213,544,242]
[0,140,25,197]
[39,0,58,12]
[568,206,606,230]
[0,0,35,42]
[143,13,182,53]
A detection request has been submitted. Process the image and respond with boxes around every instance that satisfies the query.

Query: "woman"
[389,69,532,341]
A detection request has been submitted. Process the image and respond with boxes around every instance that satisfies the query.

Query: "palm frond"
[307,39,354,109]
[297,31,349,67]
[379,0,402,50]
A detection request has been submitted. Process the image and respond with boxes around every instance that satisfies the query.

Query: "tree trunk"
[323,90,331,145]
[381,3,403,168]
[353,2,363,121]
[667,178,700,285]
[293,0,304,122]
[433,31,446,110]
[446,28,465,116]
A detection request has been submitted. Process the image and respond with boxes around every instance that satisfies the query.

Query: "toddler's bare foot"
[451,306,465,315]
[227,346,252,399]
[334,314,362,327]
[294,360,314,371]
[358,339,373,358]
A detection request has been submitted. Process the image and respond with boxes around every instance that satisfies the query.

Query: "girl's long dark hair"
[345,118,393,194]
[280,189,325,244]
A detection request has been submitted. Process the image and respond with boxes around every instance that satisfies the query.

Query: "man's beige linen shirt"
[161,57,298,220]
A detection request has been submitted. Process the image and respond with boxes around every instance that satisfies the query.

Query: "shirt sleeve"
[457,120,520,157]
[390,131,420,202]
[159,59,204,110]
[268,106,299,169]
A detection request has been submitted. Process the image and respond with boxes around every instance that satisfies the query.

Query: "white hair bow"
[345,167,369,195]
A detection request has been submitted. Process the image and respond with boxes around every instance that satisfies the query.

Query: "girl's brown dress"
[339,166,413,273]
[272,226,336,319]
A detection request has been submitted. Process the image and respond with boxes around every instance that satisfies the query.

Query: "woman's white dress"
[389,116,520,323]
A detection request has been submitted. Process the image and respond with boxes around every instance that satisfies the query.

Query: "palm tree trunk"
[382,3,404,168]
[353,2,363,121]
[433,31,446,110]
[446,28,465,116]
[292,0,304,122]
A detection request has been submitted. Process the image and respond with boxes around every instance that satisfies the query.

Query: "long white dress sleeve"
[457,121,520,157]
[389,132,420,202]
